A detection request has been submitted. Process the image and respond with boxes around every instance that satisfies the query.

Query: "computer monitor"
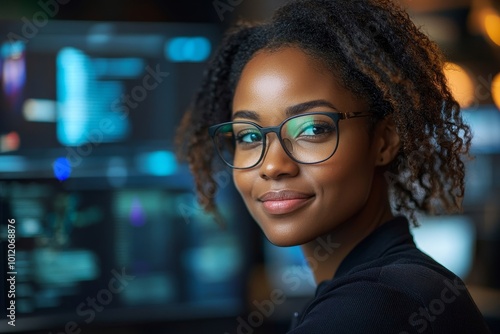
[0,20,254,333]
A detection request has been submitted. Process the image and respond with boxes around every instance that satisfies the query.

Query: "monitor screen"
[0,20,256,333]
[0,174,252,332]
[0,20,221,174]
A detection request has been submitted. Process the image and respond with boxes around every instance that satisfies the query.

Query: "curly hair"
[175,0,472,225]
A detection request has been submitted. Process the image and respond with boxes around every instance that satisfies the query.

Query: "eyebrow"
[232,99,339,121]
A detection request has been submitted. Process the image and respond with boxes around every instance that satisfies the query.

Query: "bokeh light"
[443,62,475,108]
[484,11,500,46]
[0,131,20,152]
[53,157,72,181]
[165,37,211,62]
[492,72,500,111]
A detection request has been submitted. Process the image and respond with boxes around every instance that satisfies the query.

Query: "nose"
[259,135,300,180]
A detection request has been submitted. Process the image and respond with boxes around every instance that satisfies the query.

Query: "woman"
[176,0,492,332]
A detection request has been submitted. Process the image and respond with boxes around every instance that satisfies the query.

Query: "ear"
[374,117,401,167]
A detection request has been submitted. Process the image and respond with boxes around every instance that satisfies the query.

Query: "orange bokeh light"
[484,12,500,46]
[443,62,475,108]
[492,73,500,111]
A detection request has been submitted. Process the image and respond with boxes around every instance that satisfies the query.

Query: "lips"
[258,190,314,215]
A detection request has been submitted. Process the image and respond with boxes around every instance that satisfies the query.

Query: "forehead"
[232,47,367,120]
[234,47,330,101]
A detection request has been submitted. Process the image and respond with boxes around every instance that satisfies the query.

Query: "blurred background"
[0,0,499,333]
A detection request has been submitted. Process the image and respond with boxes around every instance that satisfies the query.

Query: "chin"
[265,235,300,247]
[259,222,316,247]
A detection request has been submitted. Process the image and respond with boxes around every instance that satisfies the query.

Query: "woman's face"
[232,47,382,246]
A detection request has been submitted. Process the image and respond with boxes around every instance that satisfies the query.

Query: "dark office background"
[0,0,499,333]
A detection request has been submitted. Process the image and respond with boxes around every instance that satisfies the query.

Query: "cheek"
[233,171,253,201]
[323,162,373,197]
[314,147,376,214]
[232,171,265,224]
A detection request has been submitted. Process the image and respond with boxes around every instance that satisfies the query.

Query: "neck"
[300,174,394,284]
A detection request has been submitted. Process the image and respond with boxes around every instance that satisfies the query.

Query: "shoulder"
[289,263,491,334]
[289,266,426,333]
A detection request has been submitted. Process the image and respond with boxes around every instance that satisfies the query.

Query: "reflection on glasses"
[208,111,371,169]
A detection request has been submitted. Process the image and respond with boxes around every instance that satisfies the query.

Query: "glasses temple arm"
[341,111,373,119]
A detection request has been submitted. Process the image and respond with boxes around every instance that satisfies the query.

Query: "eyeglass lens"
[213,114,339,168]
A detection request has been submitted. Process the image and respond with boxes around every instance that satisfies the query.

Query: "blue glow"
[411,215,475,279]
[106,157,128,187]
[264,242,316,297]
[57,48,89,145]
[20,218,42,237]
[136,151,177,176]
[165,37,211,62]
[56,47,129,146]
[53,157,71,181]
[1,41,25,58]
[463,107,500,154]
[33,249,99,284]
[92,58,145,78]
[185,242,242,282]
[0,155,27,172]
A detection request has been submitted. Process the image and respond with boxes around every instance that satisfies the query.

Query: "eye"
[236,130,263,144]
[297,122,335,138]
[300,124,330,136]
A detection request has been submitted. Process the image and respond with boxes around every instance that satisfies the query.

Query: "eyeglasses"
[208,111,372,169]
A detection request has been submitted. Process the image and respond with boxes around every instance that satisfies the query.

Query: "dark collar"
[318,216,416,291]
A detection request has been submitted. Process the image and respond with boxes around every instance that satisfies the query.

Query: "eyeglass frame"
[208,111,373,170]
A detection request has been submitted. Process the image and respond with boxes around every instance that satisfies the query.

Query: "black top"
[287,216,491,333]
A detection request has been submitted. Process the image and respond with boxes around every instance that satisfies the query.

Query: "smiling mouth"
[258,191,314,215]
